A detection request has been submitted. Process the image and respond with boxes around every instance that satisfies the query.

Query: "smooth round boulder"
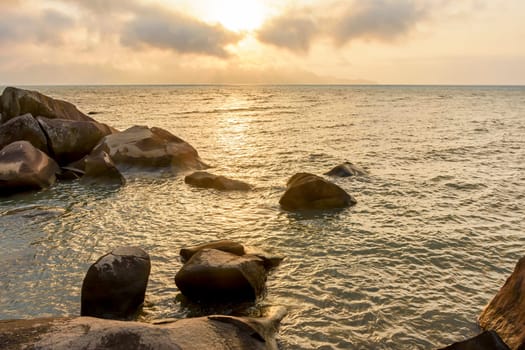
[479,256,525,349]
[81,247,151,320]
[0,87,94,123]
[279,172,357,211]
[180,240,245,263]
[185,171,251,191]
[0,141,59,195]
[90,125,208,173]
[175,249,267,302]
[80,151,125,185]
[37,117,113,165]
[0,307,286,350]
[0,113,48,153]
[324,161,367,177]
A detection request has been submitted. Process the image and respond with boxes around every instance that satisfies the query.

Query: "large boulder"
[0,87,94,123]
[279,172,357,211]
[180,240,245,262]
[0,141,59,195]
[479,257,525,349]
[80,151,126,185]
[439,331,510,350]
[324,161,367,177]
[0,113,48,152]
[90,125,208,173]
[81,247,150,320]
[37,117,113,165]
[185,171,251,191]
[0,307,286,350]
[175,249,267,302]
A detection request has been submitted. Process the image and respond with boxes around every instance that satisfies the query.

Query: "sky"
[0,0,524,85]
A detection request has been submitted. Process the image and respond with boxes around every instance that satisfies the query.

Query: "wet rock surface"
[185,171,252,191]
[0,113,48,153]
[324,161,367,177]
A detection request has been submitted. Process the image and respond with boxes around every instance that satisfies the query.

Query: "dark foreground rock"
[37,117,114,165]
[439,331,510,350]
[279,172,357,211]
[185,171,252,191]
[81,247,150,320]
[0,113,48,152]
[324,161,367,177]
[0,307,286,350]
[0,141,59,195]
[180,240,245,262]
[80,151,125,185]
[0,87,94,123]
[175,249,268,302]
[91,125,208,173]
[478,256,525,349]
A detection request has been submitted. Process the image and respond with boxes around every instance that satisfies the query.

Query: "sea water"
[0,85,524,349]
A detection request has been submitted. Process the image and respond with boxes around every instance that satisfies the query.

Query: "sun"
[205,0,268,32]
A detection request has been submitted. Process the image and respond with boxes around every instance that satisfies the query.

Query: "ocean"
[0,85,524,349]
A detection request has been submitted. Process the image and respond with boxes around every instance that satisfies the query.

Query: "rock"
[81,247,151,320]
[175,249,267,302]
[439,331,510,350]
[80,151,125,185]
[0,113,48,152]
[324,161,367,177]
[279,172,357,211]
[478,256,525,349]
[0,141,59,195]
[185,171,251,191]
[0,306,286,350]
[90,125,208,173]
[0,87,94,123]
[180,240,245,263]
[37,117,113,165]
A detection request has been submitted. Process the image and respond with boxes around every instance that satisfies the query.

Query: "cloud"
[120,6,242,58]
[257,0,429,53]
[257,13,318,53]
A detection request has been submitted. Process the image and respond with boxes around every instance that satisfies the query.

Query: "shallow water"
[1,85,524,349]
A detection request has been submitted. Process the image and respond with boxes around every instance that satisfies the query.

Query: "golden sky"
[0,0,524,85]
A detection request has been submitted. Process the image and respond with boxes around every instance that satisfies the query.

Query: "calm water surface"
[1,85,524,349]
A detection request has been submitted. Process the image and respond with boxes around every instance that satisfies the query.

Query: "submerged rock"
[478,256,525,349]
[175,249,267,302]
[81,247,150,320]
[91,125,208,173]
[279,172,357,211]
[0,86,94,123]
[37,117,113,165]
[80,151,125,185]
[0,141,59,195]
[185,171,252,191]
[439,331,510,350]
[0,113,48,152]
[0,307,286,350]
[180,240,245,263]
[324,161,367,177]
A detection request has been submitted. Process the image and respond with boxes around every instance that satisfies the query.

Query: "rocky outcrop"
[175,248,268,302]
[324,161,367,177]
[0,113,48,152]
[439,331,510,350]
[478,257,525,349]
[0,87,94,123]
[0,141,59,195]
[37,117,113,165]
[0,307,286,350]
[180,240,245,262]
[81,247,150,320]
[90,125,208,173]
[185,171,251,191]
[279,172,357,211]
[80,151,125,185]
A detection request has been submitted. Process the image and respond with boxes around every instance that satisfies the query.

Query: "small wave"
[444,182,488,190]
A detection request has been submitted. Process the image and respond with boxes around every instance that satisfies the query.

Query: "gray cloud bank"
[258,0,428,52]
